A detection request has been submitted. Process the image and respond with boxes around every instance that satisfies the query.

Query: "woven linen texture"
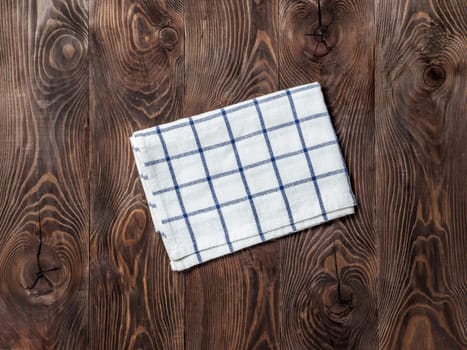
[130,82,356,271]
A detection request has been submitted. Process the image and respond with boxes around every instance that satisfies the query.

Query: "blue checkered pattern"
[131,82,356,271]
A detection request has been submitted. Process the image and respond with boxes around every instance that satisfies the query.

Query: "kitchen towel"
[130,82,356,271]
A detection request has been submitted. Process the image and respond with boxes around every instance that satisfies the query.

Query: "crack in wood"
[305,0,333,57]
[26,210,60,293]
[333,245,352,306]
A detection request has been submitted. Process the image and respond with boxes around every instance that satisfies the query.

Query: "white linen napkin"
[130,82,356,271]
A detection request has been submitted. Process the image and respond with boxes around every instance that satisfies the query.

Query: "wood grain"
[279,0,377,348]
[0,0,89,348]
[375,0,467,348]
[0,0,466,348]
[89,0,185,348]
[183,1,281,349]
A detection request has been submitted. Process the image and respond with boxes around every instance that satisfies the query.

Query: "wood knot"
[321,245,354,321]
[62,43,75,60]
[314,25,329,41]
[24,244,62,297]
[131,12,158,51]
[122,208,147,245]
[423,65,445,87]
[303,0,337,58]
[324,284,354,321]
[305,22,338,58]
[159,26,179,48]
[49,34,83,71]
[313,25,333,56]
[305,25,338,57]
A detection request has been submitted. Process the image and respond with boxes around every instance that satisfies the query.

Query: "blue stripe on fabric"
[221,108,264,241]
[161,169,345,224]
[286,89,328,221]
[144,112,328,167]
[156,127,202,262]
[188,118,234,252]
[133,83,320,138]
[144,139,232,167]
[253,98,297,232]
[152,140,337,195]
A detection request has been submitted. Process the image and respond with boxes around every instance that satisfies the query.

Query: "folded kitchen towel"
[130,82,356,271]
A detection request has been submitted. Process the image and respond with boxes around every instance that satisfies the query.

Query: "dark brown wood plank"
[376,0,467,348]
[0,0,89,348]
[279,0,377,348]
[183,1,280,349]
[89,0,185,348]
[2,1,466,348]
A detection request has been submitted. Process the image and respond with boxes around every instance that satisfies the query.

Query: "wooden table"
[0,0,465,349]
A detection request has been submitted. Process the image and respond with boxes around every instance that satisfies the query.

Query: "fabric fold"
[130,82,356,271]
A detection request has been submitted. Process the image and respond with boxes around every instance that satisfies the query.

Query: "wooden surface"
[184,1,281,349]
[0,0,465,349]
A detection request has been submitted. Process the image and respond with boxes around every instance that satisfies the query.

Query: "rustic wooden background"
[0,0,465,349]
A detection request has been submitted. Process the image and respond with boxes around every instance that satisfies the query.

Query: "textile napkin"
[130,82,356,271]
